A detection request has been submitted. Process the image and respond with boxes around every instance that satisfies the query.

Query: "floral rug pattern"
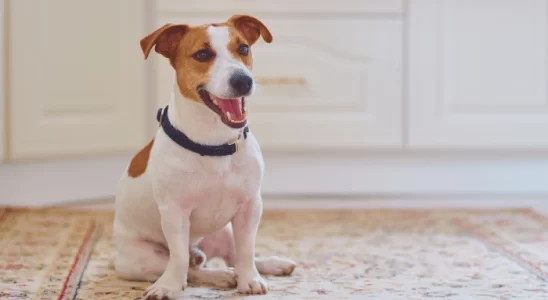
[1,207,548,299]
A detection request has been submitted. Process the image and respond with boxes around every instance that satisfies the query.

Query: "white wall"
[1,152,548,207]
[0,0,5,161]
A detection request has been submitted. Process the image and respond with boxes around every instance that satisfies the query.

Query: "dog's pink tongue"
[216,98,244,121]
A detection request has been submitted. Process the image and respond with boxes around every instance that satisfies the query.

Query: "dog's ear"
[227,15,272,46]
[140,24,189,61]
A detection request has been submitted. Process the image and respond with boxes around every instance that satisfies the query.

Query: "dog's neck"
[166,79,243,146]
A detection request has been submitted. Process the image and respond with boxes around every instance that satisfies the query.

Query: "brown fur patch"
[140,24,189,64]
[228,29,253,69]
[226,15,273,46]
[172,26,214,102]
[140,15,272,104]
[127,139,154,178]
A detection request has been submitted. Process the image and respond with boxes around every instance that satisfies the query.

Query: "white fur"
[206,26,255,98]
[113,25,295,300]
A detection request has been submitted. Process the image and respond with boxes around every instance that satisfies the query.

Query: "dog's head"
[140,15,272,129]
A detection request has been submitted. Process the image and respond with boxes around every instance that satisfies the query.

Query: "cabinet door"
[8,0,147,160]
[408,0,548,149]
[155,1,404,150]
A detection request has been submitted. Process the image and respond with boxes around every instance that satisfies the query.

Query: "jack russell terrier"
[113,15,296,300]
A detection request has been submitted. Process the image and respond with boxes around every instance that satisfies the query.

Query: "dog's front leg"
[145,201,190,300]
[232,195,267,294]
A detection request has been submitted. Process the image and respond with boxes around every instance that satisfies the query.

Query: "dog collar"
[156,105,248,156]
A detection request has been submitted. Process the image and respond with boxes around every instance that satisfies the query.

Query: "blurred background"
[1,0,548,208]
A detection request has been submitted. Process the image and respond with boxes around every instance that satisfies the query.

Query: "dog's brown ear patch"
[140,24,189,62]
[227,15,272,45]
[128,139,154,178]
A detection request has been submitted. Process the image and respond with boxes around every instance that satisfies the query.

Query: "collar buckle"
[228,133,242,152]
[157,107,166,127]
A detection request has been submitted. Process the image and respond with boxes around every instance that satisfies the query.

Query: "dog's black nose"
[229,73,253,95]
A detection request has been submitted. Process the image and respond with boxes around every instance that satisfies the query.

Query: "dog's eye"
[193,49,215,62]
[238,44,249,56]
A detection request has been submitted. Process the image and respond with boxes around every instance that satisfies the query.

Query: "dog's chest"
[189,161,259,235]
[151,135,263,236]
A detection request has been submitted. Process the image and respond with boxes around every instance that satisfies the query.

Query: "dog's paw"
[210,269,237,288]
[237,274,268,295]
[188,268,237,289]
[144,276,183,300]
[256,256,297,276]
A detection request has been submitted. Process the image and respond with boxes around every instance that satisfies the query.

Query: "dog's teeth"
[225,111,247,123]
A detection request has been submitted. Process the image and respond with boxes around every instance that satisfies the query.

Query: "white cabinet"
[156,0,404,149]
[3,0,548,206]
[408,0,548,149]
[8,0,147,160]
[9,0,545,158]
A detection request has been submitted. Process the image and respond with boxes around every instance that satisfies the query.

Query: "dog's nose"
[229,73,253,95]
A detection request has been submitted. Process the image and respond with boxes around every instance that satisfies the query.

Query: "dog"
[112,15,296,300]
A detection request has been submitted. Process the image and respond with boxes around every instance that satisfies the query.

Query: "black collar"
[157,105,248,157]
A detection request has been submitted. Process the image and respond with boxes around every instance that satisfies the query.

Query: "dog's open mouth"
[198,89,247,128]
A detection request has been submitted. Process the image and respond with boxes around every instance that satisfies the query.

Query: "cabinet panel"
[155,14,403,149]
[8,0,147,159]
[408,0,548,148]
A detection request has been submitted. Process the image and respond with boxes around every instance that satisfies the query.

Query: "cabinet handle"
[256,77,307,86]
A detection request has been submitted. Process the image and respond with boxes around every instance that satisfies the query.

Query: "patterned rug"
[1,207,548,299]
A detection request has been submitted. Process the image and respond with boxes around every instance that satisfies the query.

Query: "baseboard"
[262,152,548,196]
[263,195,548,210]
[36,196,548,212]
[1,152,548,206]
[0,154,130,206]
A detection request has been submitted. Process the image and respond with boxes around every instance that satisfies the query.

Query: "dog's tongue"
[216,97,244,121]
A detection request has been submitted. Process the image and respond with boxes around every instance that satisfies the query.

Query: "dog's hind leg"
[198,224,297,276]
[114,239,168,282]
[115,241,235,288]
